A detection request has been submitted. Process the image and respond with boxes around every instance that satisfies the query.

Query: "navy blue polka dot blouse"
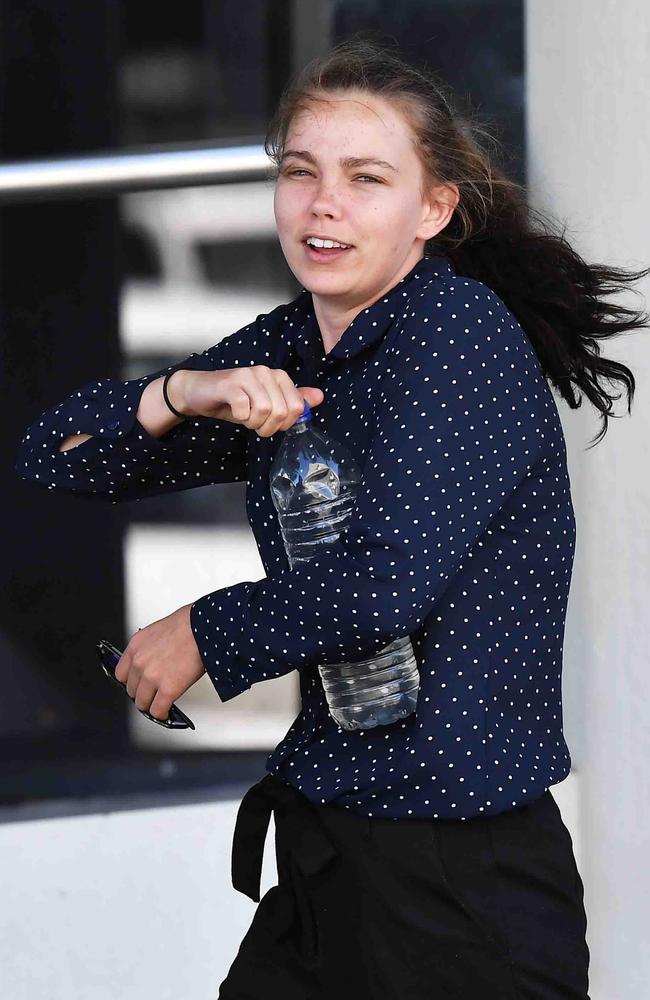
[15,253,576,819]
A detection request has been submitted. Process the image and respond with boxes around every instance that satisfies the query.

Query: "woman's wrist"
[165,369,202,419]
[164,369,190,418]
[136,373,189,439]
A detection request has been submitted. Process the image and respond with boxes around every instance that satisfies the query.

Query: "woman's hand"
[175,366,325,438]
[114,603,205,721]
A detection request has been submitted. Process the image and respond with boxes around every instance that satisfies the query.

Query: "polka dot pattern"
[15,254,576,819]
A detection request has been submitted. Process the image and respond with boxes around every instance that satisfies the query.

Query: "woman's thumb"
[299,386,325,407]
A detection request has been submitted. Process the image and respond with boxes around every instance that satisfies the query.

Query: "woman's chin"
[293,259,361,293]
[301,275,357,298]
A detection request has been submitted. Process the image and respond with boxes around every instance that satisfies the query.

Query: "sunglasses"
[96,638,196,730]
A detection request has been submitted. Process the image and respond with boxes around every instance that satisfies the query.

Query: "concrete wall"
[526,2,650,997]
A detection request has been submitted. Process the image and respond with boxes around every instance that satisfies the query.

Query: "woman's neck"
[312,299,358,355]
[310,252,426,355]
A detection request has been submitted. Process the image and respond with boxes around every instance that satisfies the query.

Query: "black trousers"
[218,772,590,999]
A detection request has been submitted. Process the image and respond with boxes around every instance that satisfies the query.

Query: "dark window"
[122,225,162,280]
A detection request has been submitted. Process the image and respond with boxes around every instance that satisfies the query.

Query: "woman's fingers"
[261,368,311,435]
[182,366,323,435]
[133,675,158,714]
[251,366,291,436]
[231,367,317,437]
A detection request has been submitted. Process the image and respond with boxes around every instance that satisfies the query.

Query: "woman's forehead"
[289,91,404,127]
[285,94,415,154]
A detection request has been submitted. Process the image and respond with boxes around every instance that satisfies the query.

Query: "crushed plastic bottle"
[269,400,420,730]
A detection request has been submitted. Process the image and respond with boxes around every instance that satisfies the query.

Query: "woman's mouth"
[303,240,354,262]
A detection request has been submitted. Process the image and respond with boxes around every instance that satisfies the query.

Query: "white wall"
[0,794,279,1000]
[526,3,650,997]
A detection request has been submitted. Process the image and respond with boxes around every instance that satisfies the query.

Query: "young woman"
[16,36,649,1000]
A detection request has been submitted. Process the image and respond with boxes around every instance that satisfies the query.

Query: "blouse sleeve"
[14,310,278,503]
[189,282,554,702]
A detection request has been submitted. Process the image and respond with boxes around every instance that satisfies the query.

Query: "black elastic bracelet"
[162,370,187,419]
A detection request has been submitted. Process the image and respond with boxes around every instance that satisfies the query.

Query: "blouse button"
[107,420,120,431]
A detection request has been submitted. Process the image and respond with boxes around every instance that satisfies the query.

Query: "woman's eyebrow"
[280,149,398,173]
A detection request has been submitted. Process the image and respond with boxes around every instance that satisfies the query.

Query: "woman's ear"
[418,182,460,241]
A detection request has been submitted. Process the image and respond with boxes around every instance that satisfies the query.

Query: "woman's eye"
[285,169,382,184]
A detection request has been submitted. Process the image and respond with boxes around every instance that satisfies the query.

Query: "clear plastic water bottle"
[269,400,420,731]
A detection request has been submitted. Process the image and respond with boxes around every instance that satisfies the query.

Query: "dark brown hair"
[265,35,650,448]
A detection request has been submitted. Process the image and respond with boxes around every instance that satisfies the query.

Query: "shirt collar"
[292,253,455,366]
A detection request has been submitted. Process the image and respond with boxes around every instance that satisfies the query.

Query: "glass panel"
[332,0,525,184]
[124,525,300,752]
[118,179,301,751]
[118,1,284,147]
[119,182,298,356]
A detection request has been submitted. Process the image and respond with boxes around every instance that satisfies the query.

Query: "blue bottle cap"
[297,399,312,424]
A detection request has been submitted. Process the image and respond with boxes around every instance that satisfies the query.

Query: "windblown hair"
[265,35,650,448]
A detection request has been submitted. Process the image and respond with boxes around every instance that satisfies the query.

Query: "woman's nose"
[308,180,343,216]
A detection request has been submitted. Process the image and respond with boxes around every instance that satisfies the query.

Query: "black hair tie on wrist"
[162,369,187,419]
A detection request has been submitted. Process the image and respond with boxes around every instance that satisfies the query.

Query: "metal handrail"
[0,141,273,203]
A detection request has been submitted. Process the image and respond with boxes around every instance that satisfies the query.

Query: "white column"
[526,3,650,997]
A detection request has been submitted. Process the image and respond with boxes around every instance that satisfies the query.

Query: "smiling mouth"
[303,240,354,260]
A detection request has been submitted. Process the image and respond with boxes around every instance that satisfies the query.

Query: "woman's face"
[273,89,455,312]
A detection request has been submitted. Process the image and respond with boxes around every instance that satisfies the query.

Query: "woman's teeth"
[306,238,351,249]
